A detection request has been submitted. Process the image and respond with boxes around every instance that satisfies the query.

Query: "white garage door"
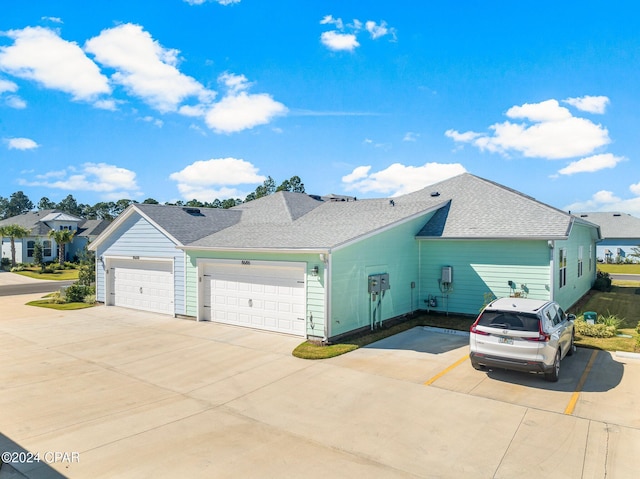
[108,259,174,315]
[201,260,306,336]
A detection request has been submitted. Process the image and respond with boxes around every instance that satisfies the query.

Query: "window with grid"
[559,248,567,288]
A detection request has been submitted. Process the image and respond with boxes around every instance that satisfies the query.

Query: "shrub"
[592,271,612,292]
[1,257,9,269]
[83,294,96,305]
[49,290,66,304]
[574,318,617,338]
[10,264,25,272]
[64,283,95,303]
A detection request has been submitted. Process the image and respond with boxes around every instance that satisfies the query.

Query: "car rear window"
[477,311,540,332]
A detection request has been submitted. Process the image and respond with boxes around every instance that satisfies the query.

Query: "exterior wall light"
[311,266,319,276]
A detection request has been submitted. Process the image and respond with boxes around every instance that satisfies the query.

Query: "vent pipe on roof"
[430,191,440,197]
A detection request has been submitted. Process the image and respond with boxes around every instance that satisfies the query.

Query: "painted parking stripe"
[564,350,599,415]
[424,354,469,386]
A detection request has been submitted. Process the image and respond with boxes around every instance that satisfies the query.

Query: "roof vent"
[183,207,203,216]
[613,213,621,217]
[430,191,440,197]
[580,214,588,217]
[389,200,395,207]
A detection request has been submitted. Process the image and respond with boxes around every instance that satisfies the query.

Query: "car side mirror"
[567,314,576,321]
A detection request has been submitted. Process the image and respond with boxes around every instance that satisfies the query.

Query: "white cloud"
[557,153,625,175]
[5,95,26,108]
[0,26,111,103]
[563,95,609,114]
[320,31,359,52]
[320,15,344,30]
[169,157,265,200]
[6,137,39,150]
[403,132,419,142]
[365,20,396,40]
[19,162,141,199]
[447,98,610,159]
[204,73,287,133]
[85,23,214,113]
[565,187,640,216]
[184,0,240,4]
[0,78,18,94]
[41,17,63,24]
[320,15,395,52]
[342,162,467,196]
[445,129,481,142]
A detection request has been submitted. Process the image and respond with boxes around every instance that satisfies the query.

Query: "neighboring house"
[90,174,601,341]
[0,210,109,264]
[573,212,640,263]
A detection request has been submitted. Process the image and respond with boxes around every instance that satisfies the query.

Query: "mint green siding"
[185,250,325,337]
[329,213,434,337]
[553,222,598,310]
[418,240,552,316]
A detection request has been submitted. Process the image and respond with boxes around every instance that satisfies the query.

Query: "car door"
[547,304,570,356]
[556,306,573,356]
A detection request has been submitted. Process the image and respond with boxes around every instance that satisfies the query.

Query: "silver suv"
[469,298,575,382]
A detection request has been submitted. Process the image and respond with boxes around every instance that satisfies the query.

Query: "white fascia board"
[88,205,182,251]
[179,245,330,255]
[417,235,570,241]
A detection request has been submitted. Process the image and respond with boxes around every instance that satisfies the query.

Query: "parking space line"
[424,354,469,385]
[564,350,599,415]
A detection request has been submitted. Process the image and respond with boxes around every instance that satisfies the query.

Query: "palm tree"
[0,224,32,267]
[48,229,76,265]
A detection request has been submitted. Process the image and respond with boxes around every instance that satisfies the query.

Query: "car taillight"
[470,317,489,336]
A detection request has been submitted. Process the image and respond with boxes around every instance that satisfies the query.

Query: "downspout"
[548,240,555,301]
[323,252,331,342]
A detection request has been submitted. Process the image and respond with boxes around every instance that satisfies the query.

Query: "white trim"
[104,255,174,263]
[89,205,183,251]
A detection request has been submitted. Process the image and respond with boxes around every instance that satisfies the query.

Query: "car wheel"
[545,350,560,382]
[567,335,575,356]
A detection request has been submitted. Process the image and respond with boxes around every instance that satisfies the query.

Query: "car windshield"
[477,311,540,332]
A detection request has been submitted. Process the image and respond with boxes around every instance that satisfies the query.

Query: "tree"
[33,240,44,272]
[56,194,82,216]
[630,245,640,262]
[113,199,134,217]
[37,197,56,210]
[48,229,76,265]
[277,175,305,193]
[142,198,159,204]
[0,224,31,267]
[6,191,33,218]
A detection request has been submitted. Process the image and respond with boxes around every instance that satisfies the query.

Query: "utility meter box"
[584,311,597,325]
[441,266,453,284]
[368,273,390,293]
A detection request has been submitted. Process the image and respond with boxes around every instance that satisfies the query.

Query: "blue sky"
[1,0,639,215]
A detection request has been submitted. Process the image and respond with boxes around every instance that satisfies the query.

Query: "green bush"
[1,257,9,269]
[592,271,612,291]
[64,284,95,303]
[83,294,96,305]
[575,318,617,338]
[10,264,26,272]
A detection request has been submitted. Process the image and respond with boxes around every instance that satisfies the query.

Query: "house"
[88,203,243,315]
[573,212,640,263]
[90,174,601,341]
[0,210,109,265]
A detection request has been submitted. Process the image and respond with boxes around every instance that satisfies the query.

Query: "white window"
[578,246,583,278]
[559,248,567,288]
[27,240,35,257]
[589,245,593,272]
[43,240,52,257]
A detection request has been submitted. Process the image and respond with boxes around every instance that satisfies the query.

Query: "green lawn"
[598,263,640,274]
[26,299,94,310]
[14,268,79,281]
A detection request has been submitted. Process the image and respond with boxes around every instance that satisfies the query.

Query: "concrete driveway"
[1,294,639,478]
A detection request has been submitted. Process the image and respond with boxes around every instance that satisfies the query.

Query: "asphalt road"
[0,280,74,297]
[609,273,640,282]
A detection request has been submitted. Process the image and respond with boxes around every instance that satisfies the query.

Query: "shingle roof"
[0,209,110,238]
[574,212,640,239]
[133,204,242,245]
[414,174,577,239]
[187,173,592,251]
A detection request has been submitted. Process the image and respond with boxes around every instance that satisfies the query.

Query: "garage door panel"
[202,261,307,336]
[110,260,174,315]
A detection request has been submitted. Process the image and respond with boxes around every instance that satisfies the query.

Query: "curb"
[615,351,640,360]
[422,326,470,337]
